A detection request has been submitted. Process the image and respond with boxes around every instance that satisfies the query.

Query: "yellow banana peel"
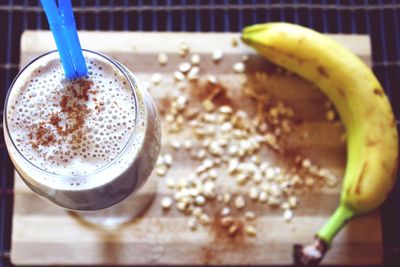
[242,22,398,266]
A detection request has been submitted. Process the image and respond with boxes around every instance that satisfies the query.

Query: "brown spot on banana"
[381,160,391,175]
[355,162,368,195]
[373,88,384,97]
[337,88,346,97]
[266,45,305,65]
[366,138,380,147]
[297,36,306,45]
[346,185,352,197]
[390,118,396,128]
[317,66,329,78]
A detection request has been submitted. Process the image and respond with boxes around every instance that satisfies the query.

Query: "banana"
[242,23,398,265]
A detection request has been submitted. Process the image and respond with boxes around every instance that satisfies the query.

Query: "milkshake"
[4,50,161,212]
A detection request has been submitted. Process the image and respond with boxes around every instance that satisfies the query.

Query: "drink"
[4,50,161,212]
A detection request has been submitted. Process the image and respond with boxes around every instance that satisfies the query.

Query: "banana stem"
[317,204,354,246]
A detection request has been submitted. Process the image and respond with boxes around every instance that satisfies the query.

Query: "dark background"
[0,1,400,266]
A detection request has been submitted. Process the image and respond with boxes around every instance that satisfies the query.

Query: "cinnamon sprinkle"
[49,112,61,126]
[95,101,104,112]
[29,122,56,148]
[28,78,99,149]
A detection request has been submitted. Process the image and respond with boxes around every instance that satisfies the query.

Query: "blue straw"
[59,0,87,77]
[40,0,87,79]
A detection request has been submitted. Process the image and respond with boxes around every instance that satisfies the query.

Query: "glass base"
[69,176,157,230]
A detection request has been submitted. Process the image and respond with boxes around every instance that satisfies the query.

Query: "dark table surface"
[1,1,400,267]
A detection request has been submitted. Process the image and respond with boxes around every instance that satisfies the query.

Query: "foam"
[7,52,137,177]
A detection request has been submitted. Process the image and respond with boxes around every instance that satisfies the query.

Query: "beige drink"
[4,50,161,211]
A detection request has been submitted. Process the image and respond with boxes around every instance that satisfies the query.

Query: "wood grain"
[11,31,380,265]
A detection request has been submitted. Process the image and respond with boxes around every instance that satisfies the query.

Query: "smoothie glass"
[3,50,161,228]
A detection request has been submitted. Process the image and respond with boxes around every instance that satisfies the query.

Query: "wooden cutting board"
[11,31,381,266]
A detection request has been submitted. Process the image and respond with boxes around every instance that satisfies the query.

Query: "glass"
[3,50,161,228]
